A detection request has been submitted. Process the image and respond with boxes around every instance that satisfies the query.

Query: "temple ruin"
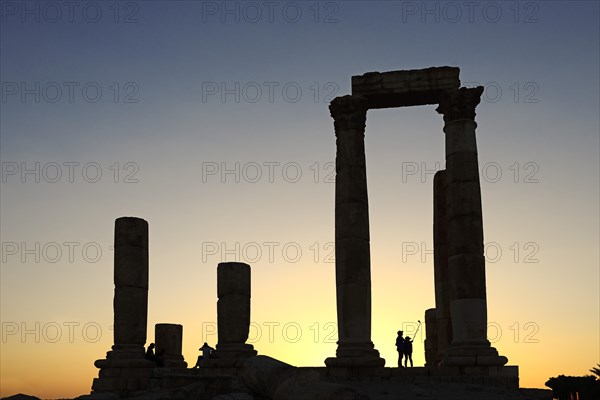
[327,66,508,369]
[84,67,520,399]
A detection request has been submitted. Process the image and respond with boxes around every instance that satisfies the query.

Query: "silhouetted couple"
[192,342,215,368]
[145,343,164,367]
[396,330,413,367]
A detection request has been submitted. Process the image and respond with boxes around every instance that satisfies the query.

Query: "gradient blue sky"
[1,1,599,397]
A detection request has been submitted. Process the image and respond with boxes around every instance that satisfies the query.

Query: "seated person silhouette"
[145,342,164,367]
[193,342,215,368]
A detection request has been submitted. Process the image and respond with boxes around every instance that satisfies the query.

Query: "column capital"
[436,87,484,124]
[330,95,369,134]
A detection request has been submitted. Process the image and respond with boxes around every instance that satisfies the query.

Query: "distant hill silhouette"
[1,394,41,400]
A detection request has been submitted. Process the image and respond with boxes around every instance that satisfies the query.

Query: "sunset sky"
[1,1,599,398]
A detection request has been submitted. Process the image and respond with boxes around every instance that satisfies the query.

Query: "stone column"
[155,323,187,368]
[436,88,507,367]
[112,216,149,358]
[212,262,257,361]
[433,169,452,363]
[424,308,438,367]
[92,217,153,392]
[325,95,384,368]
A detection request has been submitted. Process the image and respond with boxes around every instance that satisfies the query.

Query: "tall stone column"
[112,216,149,357]
[212,262,257,363]
[433,169,452,363]
[436,88,507,367]
[92,217,153,392]
[325,95,384,367]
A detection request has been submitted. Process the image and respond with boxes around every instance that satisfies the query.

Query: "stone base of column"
[440,299,508,367]
[201,343,257,368]
[92,345,156,392]
[325,342,385,367]
[441,345,508,367]
[162,355,187,369]
[213,343,257,358]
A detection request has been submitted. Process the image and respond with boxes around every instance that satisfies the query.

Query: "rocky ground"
[340,382,552,400]
[2,385,553,400]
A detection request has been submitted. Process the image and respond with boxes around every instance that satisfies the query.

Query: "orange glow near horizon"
[1,256,598,398]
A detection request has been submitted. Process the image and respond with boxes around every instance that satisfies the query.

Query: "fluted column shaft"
[326,95,383,367]
[433,169,451,362]
[436,88,507,366]
[438,88,487,346]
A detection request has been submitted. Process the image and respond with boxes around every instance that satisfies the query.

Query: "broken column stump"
[208,262,257,367]
[155,323,187,369]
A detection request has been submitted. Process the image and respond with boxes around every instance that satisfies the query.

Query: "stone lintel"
[351,66,460,109]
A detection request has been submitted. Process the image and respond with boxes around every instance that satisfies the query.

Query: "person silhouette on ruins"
[404,336,414,367]
[395,330,405,367]
[145,343,156,360]
[145,342,161,366]
[145,343,165,367]
[193,342,215,368]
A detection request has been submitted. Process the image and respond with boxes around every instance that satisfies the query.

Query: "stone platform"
[80,362,531,400]
[307,365,519,390]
